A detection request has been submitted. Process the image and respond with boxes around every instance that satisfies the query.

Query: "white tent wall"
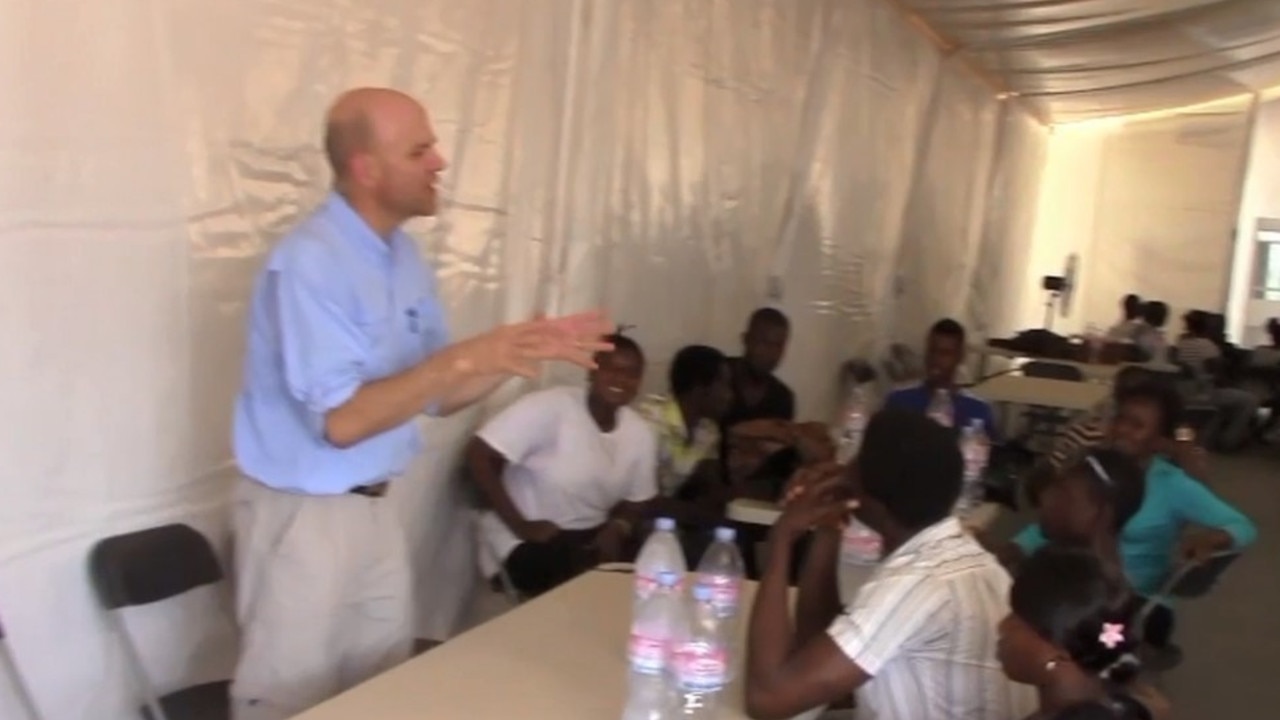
[1024,97,1256,336]
[1229,97,1280,346]
[0,1,1044,718]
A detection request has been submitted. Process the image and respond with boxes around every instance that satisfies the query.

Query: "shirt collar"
[323,191,399,259]
[881,517,964,567]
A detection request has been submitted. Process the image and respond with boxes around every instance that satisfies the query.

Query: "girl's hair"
[1012,545,1141,686]
[1061,449,1147,532]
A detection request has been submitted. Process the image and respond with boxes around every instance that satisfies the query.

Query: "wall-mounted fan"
[1041,253,1079,331]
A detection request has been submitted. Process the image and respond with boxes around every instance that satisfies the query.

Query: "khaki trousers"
[229,477,413,720]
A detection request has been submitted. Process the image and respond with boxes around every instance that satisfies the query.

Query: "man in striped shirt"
[745,409,1035,720]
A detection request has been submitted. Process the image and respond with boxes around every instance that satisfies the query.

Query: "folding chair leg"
[105,612,169,720]
[0,643,43,720]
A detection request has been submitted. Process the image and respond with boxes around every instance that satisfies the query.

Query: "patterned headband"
[1085,455,1113,486]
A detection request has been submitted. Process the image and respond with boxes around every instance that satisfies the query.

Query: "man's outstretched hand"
[460,311,615,378]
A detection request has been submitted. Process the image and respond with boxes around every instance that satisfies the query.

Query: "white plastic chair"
[0,612,44,720]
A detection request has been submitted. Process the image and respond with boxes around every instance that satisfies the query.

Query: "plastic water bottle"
[956,419,990,516]
[624,571,682,720]
[832,385,881,567]
[669,584,730,718]
[693,527,745,622]
[834,385,869,464]
[635,518,687,608]
[926,388,955,428]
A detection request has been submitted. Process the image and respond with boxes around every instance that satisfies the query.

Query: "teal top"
[1014,456,1257,596]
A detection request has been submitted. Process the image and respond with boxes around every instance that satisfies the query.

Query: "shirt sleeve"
[825,572,947,676]
[477,390,557,465]
[1166,466,1258,549]
[625,420,660,503]
[270,267,370,438]
[1012,523,1048,555]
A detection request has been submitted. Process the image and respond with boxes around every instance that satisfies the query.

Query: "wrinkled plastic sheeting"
[900,0,1280,123]
[0,1,1046,718]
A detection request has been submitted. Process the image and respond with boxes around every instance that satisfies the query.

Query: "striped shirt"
[827,518,1036,720]
[1049,400,1112,471]
[1175,336,1220,378]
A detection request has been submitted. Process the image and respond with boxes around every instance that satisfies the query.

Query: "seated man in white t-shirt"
[467,334,658,597]
[744,409,1035,720]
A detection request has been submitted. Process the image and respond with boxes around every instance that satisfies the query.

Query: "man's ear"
[348,152,378,188]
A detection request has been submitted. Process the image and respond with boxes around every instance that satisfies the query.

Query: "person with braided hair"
[997,545,1169,720]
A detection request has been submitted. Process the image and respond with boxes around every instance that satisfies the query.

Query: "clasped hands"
[772,463,858,542]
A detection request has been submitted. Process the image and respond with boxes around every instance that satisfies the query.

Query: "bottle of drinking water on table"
[835,384,869,465]
[670,584,730,718]
[693,527,744,622]
[623,571,682,720]
[693,526,745,668]
[634,517,687,609]
[834,385,882,567]
[926,387,955,428]
[956,419,990,516]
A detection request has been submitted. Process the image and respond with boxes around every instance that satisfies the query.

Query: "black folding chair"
[1134,550,1242,665]
[88,524,230,720]
[0,611,43,720]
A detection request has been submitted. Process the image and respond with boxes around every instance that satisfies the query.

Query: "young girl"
[997,545,1169,720]
[1008,381,1256,652]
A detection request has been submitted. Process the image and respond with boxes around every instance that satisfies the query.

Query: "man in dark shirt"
[726,307,796,427]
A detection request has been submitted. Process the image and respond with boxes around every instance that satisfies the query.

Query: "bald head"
[324,88,420,181]
[321,88,448,226]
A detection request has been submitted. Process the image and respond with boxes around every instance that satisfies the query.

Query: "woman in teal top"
[1010,380,1256,649]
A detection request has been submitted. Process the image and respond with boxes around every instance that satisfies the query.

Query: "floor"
[1154,450,1280,717]
[444,448,1279,719]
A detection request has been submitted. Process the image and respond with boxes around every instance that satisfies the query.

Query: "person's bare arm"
[794,527,843,647]
[747,519,866,720]
[465,437,558,542]
[325,316,610,448]
[436,374,510,417]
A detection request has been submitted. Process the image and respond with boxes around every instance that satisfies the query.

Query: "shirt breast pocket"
[352,298,395,372]
[408,295,449,354]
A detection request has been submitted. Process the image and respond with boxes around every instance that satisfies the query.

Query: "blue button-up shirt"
[233,193,450,494]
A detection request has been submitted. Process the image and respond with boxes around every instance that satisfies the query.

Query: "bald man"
[229,88,611,720]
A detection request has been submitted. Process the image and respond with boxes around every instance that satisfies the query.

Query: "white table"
[972,345,1179,382]
[970,374,1110,412]
[728,498,1002,535]
[291,570,763,720]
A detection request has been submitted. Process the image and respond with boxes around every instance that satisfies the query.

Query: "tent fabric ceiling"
[897,0,1280,123]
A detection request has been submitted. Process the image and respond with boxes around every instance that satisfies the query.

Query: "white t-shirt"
[477,385,659,564]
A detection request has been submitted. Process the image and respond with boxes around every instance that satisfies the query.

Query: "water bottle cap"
[714,526,736,542]
[657,570,680,587]
[654,517,676,531]
[692,584,713,601]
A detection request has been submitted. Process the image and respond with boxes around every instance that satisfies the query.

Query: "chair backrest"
[89,524,223,610]
[1022,361,1085,382]
[1163,550,1242,599]
[88,524,224,720]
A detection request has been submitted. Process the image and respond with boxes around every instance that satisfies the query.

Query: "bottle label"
[842,524,882,565]
[670,641,728,691]
[627,632,667,675]
[695,575,740,618]
[635,571,680,601]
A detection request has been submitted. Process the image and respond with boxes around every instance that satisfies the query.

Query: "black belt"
[349,481,389,498]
